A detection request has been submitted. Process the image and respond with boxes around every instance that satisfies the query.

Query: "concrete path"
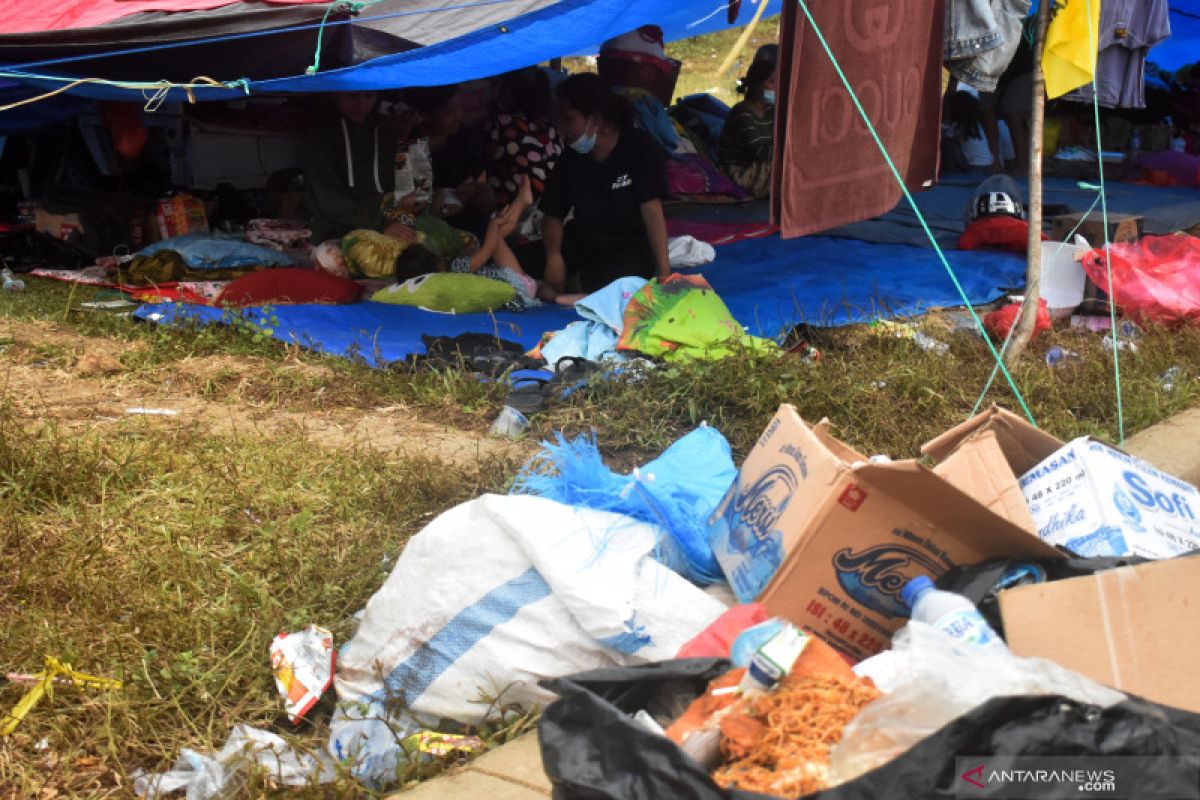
[390,733,551,798]
[388,404,1200,798]
[1123,406,1200,484]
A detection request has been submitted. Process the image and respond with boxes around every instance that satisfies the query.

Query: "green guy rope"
[1083,0,1126,444]
[793,0,1037,426]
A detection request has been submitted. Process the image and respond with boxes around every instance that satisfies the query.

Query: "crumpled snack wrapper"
[270,625,335,724]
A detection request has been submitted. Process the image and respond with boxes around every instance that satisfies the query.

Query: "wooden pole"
[1005,0,1052,366]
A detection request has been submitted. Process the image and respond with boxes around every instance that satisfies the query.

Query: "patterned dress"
[487,112,563,206]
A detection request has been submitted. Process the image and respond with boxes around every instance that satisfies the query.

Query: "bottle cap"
[901,575,934,609]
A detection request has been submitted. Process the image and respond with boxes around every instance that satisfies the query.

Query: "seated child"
[394,175,544,306]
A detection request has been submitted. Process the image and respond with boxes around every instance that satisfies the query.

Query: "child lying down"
[395,183,541,306]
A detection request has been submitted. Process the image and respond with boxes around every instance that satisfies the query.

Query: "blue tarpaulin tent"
[1,0,1197,105]
[0,0,782,102]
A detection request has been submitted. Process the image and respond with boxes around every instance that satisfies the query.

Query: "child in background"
[395,175,542,306]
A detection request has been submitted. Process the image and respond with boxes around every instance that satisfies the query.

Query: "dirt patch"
[0,320,530,467]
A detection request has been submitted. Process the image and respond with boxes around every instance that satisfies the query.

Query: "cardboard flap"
[932,429,1038,534]
[999,557,1200,713]
[921,405,1064,476]
[811,418,869,464]
[851,460,1060,557]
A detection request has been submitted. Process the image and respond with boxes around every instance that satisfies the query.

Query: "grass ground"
[4,287,1200,800]
[4,12,1200,800]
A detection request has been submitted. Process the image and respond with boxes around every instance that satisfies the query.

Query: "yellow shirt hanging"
[1043,0,1103,99]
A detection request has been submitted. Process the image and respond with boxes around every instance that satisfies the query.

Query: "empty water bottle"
[1161,366,1182,393]
[901,575,1008,653]
[1045,345,1080,366]
[1103,337,1139,354]
[489,405,530,438]
[912,331,950,355]
[1,268,24,293]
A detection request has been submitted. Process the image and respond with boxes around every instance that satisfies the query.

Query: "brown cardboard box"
[931,429,1039,534]
[708,404,1060,661]
[1000,557,1200,713]
[1048,211,1142,246]
[921,405,1066,533]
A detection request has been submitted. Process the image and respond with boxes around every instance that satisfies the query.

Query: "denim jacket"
[945,0,1032,92]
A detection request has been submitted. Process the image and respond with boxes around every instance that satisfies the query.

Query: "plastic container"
[490,405,530,438]
[1040,239,1088,318]
[901,576,1008,652]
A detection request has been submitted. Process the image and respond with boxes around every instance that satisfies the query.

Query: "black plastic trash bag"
[539,660,1200,800]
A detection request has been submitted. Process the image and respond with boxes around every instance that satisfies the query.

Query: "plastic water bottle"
[912,331,950,355]
[1160,366,1182,393]
[901,576,1008,652]
[1102,337,1139,354]
[1,269,24,293]
[1045,345,1080,367]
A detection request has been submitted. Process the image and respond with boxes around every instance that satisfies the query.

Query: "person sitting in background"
[717,58,776,198]
[941,88,1016,173]
[540,73,671,295]
[404,85,494,236]
[305,91,411,243]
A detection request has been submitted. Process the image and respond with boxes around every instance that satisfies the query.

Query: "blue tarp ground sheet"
[134,233,1026,365]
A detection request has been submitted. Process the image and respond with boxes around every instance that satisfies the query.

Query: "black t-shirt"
[540,126,667,249]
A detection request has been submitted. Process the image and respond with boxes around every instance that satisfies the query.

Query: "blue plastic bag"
[511,426,736,585]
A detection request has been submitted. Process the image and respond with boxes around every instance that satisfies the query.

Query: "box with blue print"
[706,403,1060,662]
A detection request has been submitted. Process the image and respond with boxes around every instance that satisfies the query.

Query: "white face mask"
[569,121,597,154]
[762,89,777,105]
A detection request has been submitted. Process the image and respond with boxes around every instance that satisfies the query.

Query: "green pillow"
[371,272,516,313]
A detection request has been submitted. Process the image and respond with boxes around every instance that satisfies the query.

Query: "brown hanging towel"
[771,0,945,239]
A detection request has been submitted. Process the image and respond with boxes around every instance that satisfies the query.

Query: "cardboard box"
[1048,210,1142,246]
[1000,556,1200,713]
[707,404,1060,661]
[923,405,1200,559]
[1019,438,1200,559]
[922,405,1066,532]
[931,429,1038,535]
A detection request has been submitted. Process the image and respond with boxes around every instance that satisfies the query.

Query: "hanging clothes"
[1063,0,1171,109]
[944,0,1033,93]
[1042,0,1103,98]
[771,0,943,239]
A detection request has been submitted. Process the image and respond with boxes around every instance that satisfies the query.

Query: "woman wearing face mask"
[539,73,671,296]
[718,58,778,198]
